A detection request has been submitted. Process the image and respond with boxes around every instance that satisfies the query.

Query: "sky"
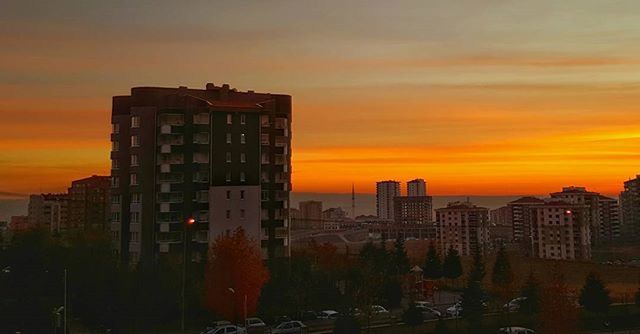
[1,0,640,198]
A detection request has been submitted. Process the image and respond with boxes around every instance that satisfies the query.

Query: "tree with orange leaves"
[204,228,269,323]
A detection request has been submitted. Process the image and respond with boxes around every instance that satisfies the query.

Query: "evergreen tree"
[461,249,486,325]
[391,237,410,276]
[579,272,611,313]
[402,304,424,333]
[519,272,541,315]
[442,246,462,282]
[491,244,514,299]
[424,243,442,279]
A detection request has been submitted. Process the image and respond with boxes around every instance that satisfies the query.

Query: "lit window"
[131,116,140,128]
[226,133,232,144]
[131,154,139,166]
[130,174,138,185]
[240,133,246,144]
[131,135,140,147]
[240,114,246,124]
[227,114,232,125]
[226,152,232,163]
[240,153,246,163]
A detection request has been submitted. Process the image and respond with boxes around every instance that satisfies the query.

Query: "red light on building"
[187,217,196,225]
[565,210,572,215]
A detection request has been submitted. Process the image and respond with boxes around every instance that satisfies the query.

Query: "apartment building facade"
[435,201,489,256]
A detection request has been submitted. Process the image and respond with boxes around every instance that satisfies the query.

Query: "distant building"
[507,197,545,241]
[376,180,400,220]
[368,222,435,241]
[550,186,620,244]
[490,206,512,226]
[68,175,110,231]
[28,194,69,234]
[322,207,347,220]
[407,179,427,197]
[299,200,323,229]
[393,196,433,225]
[436,201,489,256]
[620,176,640,241]
[9,216,29,232]
[525,200,591,260]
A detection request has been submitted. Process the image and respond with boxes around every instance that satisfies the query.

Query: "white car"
[413,301,433,308]
[245,317,266,329]
[270,320,307,334]
[317,310,339,320]
[499,326,536,334]
[204,324,247,334]
[446,302,462,317]
[503,297,527,313]
[370,305,389,314]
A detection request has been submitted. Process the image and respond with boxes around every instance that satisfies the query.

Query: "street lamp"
[181,217,196,332]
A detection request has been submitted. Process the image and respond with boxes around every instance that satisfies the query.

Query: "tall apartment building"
[507,197,545,241]
[490,206,512,226]
[407,179,427,197]
[376,180,400,220]
[28,194,69,234]
[110,83,291,266]
[299,200,323,229]
[68,175,110,231]
[620,176,640,241]
[393,196,433,225]
[550,186,619,245]
[525,200,591,260]
[435,201,489,256]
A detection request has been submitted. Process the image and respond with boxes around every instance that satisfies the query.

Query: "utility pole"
[182,217,195,332]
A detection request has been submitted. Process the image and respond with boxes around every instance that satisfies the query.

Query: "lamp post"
[181,217,195,332]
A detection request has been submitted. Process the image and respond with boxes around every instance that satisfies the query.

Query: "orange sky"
[2,1,640,197]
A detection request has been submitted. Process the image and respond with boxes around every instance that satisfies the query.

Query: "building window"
[240,209,245,219]
[226,172,231,182]
[112,123,120,134]
[261,153,270,164]
[111,211,121,222]
[111,176,119,188]
[130,174,138,185]
[240,153,246,163]
[240,114,246,124]
[226,190,231,200]
[261,115,269,127]
[240,172,246,182]
[240,133,246,144]
[131,116,140,128]
[112,141,119,152]
[227,113,233,124]
[261,191,269,201]
[131,154,139,166]
[261,134,269,145]
[131,212,140,223]
[111,195,121,204]
[111,159,119,170]
[131,193,141,203]
[130,231,139,242]
[226,133,232,144]
[226,152,232,163]
[131,135,140,147]
[226,210,231,219]
[240,190,245,200]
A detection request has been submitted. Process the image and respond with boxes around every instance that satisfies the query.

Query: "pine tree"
[442,246,462,283]
[519,272,540,315]
[461,249,486,325]
[579,272,611,313]
[424,242,442,279]
[391,237,410,276]
[491,244,514,297]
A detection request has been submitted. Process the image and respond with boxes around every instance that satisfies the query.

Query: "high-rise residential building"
[299,200,323,229]
[376,180,400,220]
[436,201,489,256]
[28,194,69,234]
[490,206,512,226]
[550,186,619,245]
[507,197,545,241]
[407,179,427,197]
[393,196,433,225]
[524,200,591,260]
[620,176,640,241]
[110,83,291,266]
[68,175,110,231]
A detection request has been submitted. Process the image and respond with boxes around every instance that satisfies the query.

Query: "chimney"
[205,82,215,90]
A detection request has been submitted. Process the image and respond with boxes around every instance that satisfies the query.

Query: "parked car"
[245,317,267,332]
[413,300,433,309]
[201,321,233,334]
[270,321,307,334]
[370,305,389,314]
[317,310,339,320]
[446,302,462,317]
[273,316,292,326]
[299,310,317,321]
[503,297,527,313]
[498,326,536,334]
[203,324,247,334]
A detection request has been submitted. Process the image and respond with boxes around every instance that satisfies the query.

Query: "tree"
[491,244,514,298]
[402,304,424,333]
[461,250,486,326]
[519,272,541,315]
[391,237,410,276]
[381,279,403,309]
[205,228,269,322]
[579,272,611,313]
[424,243,442,279]
[442,246,462,283]
[539,269,579,334]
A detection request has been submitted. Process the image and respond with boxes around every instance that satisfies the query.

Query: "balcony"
[193,133,210,144]
[157,192,183,203]
[193,153,209,164]
[274,118,287,130]
[275,136,288,147]
[193,113,210,125]
[275,227,288,239]
[157,212,182,223]
[193,172,209,183]
[158,134,184,145]
[159,114,184,126]
[158,173,183,183]
[158,153,184,165]
[274,154,285,165]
